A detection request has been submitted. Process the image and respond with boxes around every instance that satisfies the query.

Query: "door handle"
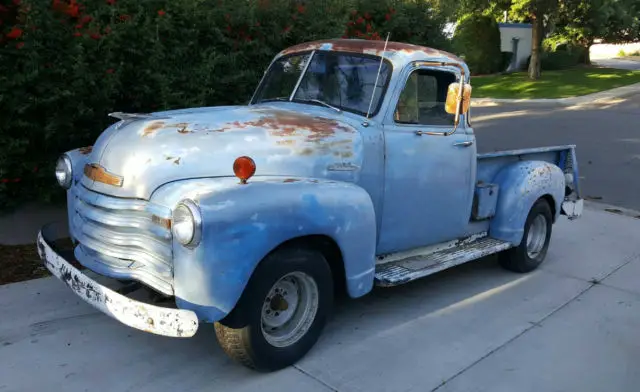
[453,141,474,147]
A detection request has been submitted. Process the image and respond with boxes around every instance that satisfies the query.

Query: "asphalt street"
[472,93,640,211]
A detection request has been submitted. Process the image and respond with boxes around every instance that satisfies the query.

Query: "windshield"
[253,51,392,117]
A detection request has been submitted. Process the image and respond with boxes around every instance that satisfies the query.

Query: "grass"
[472,67,640,99]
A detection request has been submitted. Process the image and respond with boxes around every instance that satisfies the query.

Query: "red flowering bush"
[0,0,448,209]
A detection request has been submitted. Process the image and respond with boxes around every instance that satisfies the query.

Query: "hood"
[81,105,363,199]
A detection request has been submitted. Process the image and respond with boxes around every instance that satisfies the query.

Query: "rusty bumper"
[561,198,584,220]
[37,227,199,338]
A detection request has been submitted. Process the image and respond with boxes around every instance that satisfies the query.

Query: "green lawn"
[472,67,640,99]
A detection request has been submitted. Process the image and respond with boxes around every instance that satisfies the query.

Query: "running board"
[374,237,513,287]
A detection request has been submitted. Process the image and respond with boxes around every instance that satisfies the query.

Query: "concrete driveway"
[0,209,640,392]
[2,206,640,392]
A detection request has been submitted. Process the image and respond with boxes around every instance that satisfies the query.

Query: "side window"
[394,69,456,126]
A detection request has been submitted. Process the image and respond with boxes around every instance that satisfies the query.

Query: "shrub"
[527,36,587,71]
[0,0,448,210]
[618,49,627,57]
[452,14,502,75]
[541,50,583,70]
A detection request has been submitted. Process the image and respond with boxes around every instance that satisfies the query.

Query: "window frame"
[391,66,458,128]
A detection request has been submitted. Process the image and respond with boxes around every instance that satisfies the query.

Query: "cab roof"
[277,39,464,66]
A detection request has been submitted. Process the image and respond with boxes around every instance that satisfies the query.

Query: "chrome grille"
[70,185,174,295]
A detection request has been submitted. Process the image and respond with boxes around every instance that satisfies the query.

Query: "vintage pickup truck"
[38,39,583,371]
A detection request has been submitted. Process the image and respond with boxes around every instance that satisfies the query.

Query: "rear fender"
[156,177,377,322]
[489,161,565,246]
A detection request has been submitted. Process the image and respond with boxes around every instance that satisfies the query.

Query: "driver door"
[377,65,475,254]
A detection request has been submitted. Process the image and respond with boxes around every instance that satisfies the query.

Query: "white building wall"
[498,23,532,71]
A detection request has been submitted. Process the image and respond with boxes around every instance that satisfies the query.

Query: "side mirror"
[445,82,472,116]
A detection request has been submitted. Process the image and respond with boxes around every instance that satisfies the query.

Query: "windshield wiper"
[258,97,290,103]
[295,98,342,113]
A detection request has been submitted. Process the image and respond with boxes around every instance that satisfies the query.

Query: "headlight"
[55,155,73,189]
[172,199,202,248]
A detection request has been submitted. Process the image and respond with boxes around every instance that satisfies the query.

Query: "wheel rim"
[526,214,548,259]
[261,271,319,348]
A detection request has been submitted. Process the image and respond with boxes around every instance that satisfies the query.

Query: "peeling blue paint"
[49,39,582,331]
[152,177,376,321]
[488,161,565,245]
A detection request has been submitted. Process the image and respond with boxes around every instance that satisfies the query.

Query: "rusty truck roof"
[277,39,464,65]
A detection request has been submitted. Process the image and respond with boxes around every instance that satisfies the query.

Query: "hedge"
[522,38,588,71]
[0,0,449,210]
[452,14,502,75]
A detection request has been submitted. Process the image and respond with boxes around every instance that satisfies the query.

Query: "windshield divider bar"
[365,32,390,120]
[289,50,315,102]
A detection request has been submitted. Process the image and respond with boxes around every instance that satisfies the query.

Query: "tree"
[453,14,503,74]
[554,0,640,64]
[448,0,559,79]
[444,0,512,21]
[509,0,559,79]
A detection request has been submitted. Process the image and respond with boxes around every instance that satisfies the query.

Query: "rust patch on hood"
[242,109,354,142]
[209,109,355,143]
[142,121,165,137]
[78,146,93,155]
[167,123,192,134]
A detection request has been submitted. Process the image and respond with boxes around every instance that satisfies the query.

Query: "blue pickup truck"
[38,39,583,371]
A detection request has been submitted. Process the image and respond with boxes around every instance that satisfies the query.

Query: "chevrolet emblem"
[83,164,124,187]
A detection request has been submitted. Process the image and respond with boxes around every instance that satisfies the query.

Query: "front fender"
[489,161,565,246]
[153,177,376,322]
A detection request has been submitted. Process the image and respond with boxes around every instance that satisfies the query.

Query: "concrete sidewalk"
[1,206,640,392]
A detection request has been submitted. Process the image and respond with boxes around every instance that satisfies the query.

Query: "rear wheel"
[499,199,553,273]
[215,247,333,371]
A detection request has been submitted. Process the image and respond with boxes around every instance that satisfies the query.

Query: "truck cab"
[39,39,583,372]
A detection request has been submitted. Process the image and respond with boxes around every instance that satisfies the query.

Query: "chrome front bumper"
[37,226,198,338]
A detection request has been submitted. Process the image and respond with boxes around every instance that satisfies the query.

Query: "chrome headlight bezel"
[55,154,73,189]
[172,199,202,248]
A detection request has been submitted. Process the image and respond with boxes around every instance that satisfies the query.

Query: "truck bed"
[477,145,579,192]
[476,144,582,220]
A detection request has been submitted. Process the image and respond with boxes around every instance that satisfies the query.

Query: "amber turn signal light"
[233,156,256,184]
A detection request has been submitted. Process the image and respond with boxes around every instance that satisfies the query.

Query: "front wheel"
[499,199,553,273]
[215,247,333,371]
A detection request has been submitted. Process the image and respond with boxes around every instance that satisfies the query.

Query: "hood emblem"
[84,163,124,187]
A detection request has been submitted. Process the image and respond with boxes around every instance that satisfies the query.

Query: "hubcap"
[526,214,548,259]
[261,272,319,348]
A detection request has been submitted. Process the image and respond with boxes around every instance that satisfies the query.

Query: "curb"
[583,200,640,220]
[471,82,640,107]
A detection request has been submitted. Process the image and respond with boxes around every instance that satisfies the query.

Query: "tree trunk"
[528,15,543,80]
[584,41,593,65]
